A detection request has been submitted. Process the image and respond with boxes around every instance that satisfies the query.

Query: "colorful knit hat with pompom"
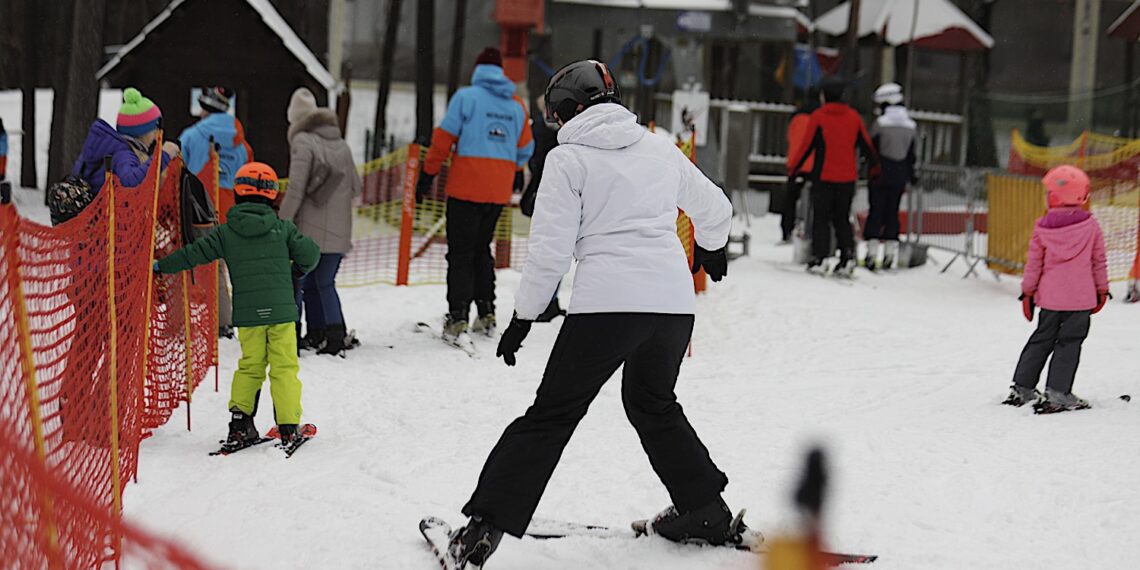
[116,87,162,137]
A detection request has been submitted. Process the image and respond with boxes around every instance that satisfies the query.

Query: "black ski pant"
[863,182,904,241]
[1012,309,1091,394]
[462,313,729,537]
[446,197,503,318]
[810,181,855,261]
[781,177,806,241]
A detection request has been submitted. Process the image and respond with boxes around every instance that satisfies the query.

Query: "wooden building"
[97,0,335,171]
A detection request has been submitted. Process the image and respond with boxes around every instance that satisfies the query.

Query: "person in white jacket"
[442,60,739,569]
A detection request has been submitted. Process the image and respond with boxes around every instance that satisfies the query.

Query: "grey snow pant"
[1012,309,1091,394]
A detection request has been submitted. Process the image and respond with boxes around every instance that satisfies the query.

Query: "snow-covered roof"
[97,0,335,89]
[1108,0,1140,40]
[814,0,993,51]
[553,0,812,30]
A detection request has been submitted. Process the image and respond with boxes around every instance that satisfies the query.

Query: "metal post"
[843,0,862,81]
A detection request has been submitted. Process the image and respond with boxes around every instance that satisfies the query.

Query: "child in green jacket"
[155,162,320,446]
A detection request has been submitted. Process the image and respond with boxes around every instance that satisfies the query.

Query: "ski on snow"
[419,515,877,568]
[415,322,478,358]
[528,516,877,565]
[208,424,316,457]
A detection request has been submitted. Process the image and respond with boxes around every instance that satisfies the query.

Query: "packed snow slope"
[117,215,1140,570]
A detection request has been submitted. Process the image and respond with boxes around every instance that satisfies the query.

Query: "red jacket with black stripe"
[788,103,877,184]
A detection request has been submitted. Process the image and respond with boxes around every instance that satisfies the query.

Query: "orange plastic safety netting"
[1,143,219,568]
[0,424,219,570]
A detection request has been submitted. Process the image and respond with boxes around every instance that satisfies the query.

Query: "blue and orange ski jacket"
[423,64,534,205]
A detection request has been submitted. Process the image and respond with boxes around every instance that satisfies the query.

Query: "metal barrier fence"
[901,166,1140,281]
[652,94,964,179]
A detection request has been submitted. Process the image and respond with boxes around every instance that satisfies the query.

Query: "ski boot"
[882,241,898,270]
[834,254,856,278]
[442,312,469,343]
[299,328,326,352]
[447,516,503,569]
[226,409,259,445]
[277,424,300,444]
[470,302,496,337]
[218,325,235,339]
[1002,385,1042,407]
[806,257,826,275]
[863,253,877,272]
[1035,388,1090,414]
[1126,280,1140,304]
[649,497,747,546]
[317,324,348,356]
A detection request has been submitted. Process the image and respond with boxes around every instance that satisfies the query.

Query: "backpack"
[47,162,98,226]
[179,166,217,246]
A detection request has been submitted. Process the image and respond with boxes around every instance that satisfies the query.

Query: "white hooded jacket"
[514,103,733,320]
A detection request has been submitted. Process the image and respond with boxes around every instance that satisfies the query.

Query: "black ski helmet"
[544,60,622,125]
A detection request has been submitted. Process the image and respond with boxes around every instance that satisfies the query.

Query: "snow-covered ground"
[6,89,1140,569]
[110,213,1139,570]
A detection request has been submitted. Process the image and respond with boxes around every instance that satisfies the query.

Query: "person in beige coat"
[280,87,362,355]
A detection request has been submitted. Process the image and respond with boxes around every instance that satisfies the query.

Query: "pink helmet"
[1043,165,1090,208]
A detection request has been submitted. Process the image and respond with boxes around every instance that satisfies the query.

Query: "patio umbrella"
[814,0,994,51]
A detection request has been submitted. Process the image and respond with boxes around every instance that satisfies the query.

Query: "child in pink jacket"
[1005,165,1109,412]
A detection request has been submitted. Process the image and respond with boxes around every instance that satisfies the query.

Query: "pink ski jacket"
[1021,208,1109,311]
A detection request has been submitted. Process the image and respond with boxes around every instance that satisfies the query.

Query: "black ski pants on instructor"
[462,313,729,537]
[810,181,856,261]
[446,197,503,318]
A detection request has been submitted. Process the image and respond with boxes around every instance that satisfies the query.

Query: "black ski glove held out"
[496,316,532,366]
[415,171,435,202]
[691,245,728,282]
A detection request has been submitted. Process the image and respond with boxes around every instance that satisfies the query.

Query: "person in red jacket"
[788,78,877,273]
[781,87,819,243]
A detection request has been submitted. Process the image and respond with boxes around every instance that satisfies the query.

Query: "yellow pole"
[105,170,123,563]
[135,140,164,482]
[182,270,194,431]
[3,206,61,568]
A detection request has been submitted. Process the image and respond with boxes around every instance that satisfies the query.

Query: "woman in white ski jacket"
[438,60,743,569]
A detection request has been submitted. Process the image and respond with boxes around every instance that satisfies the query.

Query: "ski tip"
[1121,394,1132,402]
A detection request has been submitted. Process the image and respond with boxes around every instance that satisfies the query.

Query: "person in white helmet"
[863,83,916,270]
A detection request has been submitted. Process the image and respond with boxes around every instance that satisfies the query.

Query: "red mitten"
[1093,290,1112,314]
[1019,293,1035,322]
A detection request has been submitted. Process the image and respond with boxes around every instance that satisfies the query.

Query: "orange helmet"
[234,162,279,200]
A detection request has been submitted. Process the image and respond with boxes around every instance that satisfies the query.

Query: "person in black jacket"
[519,99,566,322]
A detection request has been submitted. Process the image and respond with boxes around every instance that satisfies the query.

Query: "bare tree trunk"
[415,0,435,145]
[373,0,401,158]
[48,0,107,185]
[446,0,467,101]
[964,0,998,167]
[20,0,38,188]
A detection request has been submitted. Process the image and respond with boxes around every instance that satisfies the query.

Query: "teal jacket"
[156,202,320,327]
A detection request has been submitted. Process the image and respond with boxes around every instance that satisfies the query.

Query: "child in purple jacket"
[1004,165,1109,412]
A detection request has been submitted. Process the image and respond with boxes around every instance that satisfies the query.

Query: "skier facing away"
[863,83,917,270]
[788,78,877,274]
[1004,165,1109,412]
[154,162,320,445]
[442,60,736,568]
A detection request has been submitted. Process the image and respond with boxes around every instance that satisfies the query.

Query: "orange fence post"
[3,205,62,568]
[209,144,221,393]
[396,144,421,286]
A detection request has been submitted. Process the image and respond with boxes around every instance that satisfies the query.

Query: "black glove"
[415,171,435,202]
[496,315,533,366]
[691,245,728,282]
[513,170,525,194]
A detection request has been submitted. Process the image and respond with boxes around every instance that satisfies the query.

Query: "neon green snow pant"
[229,323,302,424]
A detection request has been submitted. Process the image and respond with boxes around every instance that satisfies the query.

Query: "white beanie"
[287,87,318,125]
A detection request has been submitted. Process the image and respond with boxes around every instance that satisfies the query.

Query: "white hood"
[557,103,646,150]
